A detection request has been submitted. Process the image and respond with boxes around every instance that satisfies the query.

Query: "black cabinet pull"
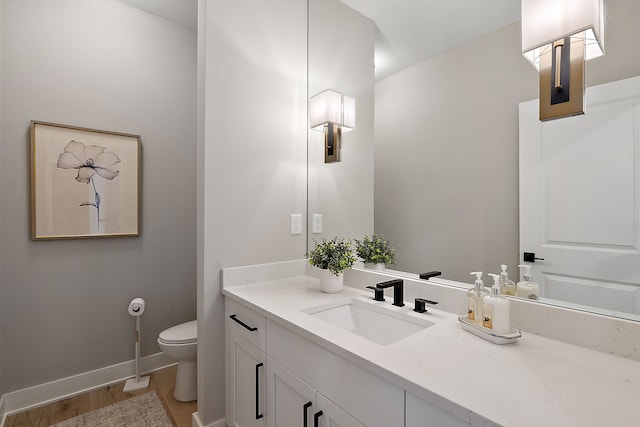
[255,363,264,420]
[303,401,312,427]
[230,314,258,332]
[313,410,323,427]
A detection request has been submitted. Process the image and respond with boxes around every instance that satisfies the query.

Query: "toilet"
[158,320,197,402]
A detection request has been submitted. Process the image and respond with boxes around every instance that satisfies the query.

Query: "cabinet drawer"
[226,299,266,351]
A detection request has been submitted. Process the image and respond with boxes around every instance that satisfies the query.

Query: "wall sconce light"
[310,89,355,163]
[521,0,604,121]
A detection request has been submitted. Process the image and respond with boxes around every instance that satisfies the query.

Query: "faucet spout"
[419,271,442,280]
[375,279,404,307]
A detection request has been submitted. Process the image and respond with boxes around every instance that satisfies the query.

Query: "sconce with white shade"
[310,89,355,163]
[521,0,604,121]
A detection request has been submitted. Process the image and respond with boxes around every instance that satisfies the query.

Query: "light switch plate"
[312,214,322,234]
[290,214,302,235]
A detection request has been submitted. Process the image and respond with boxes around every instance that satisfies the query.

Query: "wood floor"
[4,366,197,427]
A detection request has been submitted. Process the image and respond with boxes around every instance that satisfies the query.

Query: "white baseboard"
[1,352,173,420]
[192,412,202,427]
[192,412,226,427]
[0,394,6,427]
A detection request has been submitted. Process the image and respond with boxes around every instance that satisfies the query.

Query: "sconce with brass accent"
[309,89,355,163]
[521,0,604,121]
[538,35,585,121]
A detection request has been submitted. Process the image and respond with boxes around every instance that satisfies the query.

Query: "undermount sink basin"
[304,298,434,345]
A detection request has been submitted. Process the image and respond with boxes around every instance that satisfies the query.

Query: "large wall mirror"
[309,0,640,322]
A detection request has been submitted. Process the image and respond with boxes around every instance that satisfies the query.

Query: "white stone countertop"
[222,275,640,427]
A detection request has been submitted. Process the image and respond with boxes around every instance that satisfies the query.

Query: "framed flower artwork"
[30,121,141,240]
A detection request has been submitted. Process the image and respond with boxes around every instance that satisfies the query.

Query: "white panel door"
[266,356,317,427]
[229,331,266,427]
[519,76,640,316]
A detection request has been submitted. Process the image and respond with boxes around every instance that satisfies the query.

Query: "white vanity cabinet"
[226,300,268,427]
[226,298,404,427]
[222,267,640,427]
[266,356,364,427]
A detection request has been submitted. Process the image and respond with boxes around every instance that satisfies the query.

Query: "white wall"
[375,0,640,282]
[198,0,307,423]
[0,0,197,394]
[307,0,375,246]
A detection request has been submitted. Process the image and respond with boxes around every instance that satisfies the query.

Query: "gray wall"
[198,0,307,423]
[0,0,197,394]
[375,0,640,283]
[0,0,4,395]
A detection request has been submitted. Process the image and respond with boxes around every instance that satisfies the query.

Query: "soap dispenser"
[517,265,540,300]
[500,264,516,296]
[467,272,488,326]
[483,274,511,334]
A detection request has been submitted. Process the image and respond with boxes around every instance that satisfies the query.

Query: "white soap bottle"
[517,264,540,300]
[500,264,516,296]
[483,274,511,334]
[467,272,488,326]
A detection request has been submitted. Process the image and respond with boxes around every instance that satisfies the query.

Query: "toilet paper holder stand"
[123,298,150,393]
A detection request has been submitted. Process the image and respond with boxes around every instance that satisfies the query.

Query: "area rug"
[49,390,173,427]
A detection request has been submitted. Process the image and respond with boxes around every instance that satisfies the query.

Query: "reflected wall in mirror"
[309,0,640,321]
[307,0,375,244]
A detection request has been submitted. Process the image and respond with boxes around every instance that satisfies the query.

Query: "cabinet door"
[315,393,365,427]
[266,357,316,427]
[229,329,266,427]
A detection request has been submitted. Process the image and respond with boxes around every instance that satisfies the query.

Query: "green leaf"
[307,237,356,275]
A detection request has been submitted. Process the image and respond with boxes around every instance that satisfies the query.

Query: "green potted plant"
[355,234,396,270]
[308,237,356,293]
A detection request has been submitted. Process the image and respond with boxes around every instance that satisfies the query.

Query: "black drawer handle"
[313,410,323,427]
[255,362,264,420]
[303,401,312,427]
[230,314,258,332]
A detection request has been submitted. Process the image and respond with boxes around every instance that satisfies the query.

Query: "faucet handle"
[414,298,438,313]
[366,285,385,302]
[419,271,442,280]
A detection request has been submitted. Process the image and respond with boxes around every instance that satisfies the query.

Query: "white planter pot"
[316,268,344,293]
[363,262,385,271]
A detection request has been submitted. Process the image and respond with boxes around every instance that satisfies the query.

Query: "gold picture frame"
[30,121,141,240]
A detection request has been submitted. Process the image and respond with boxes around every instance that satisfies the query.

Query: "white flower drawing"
[57,140,121,228]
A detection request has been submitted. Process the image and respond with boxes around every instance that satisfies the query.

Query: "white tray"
[458,316,522,345]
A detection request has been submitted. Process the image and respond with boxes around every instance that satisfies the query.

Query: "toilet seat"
[159,320,197,344]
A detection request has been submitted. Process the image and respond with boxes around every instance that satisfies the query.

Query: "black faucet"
[375,279,404,307]
[419,271,442,280]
